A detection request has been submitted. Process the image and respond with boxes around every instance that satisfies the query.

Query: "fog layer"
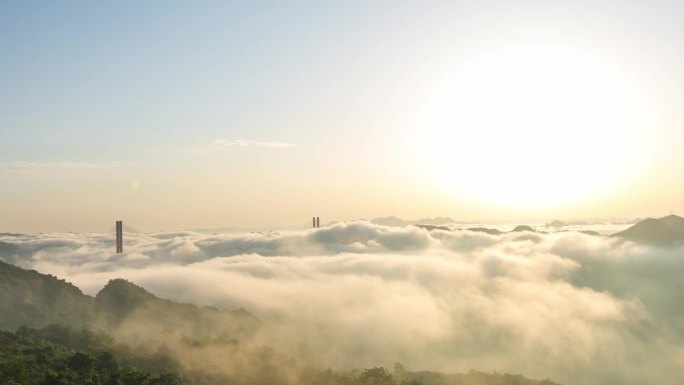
[1,222,683,384]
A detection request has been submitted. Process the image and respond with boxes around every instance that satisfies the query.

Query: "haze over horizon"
[4,218,684,385]
[2,1,684,233]
[5,3,684,385]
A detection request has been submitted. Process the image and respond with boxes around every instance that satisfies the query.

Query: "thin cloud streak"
[208,139,297,149]
[0,161,122,173]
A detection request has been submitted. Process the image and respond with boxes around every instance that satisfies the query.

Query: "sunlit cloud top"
[2,222,684,384]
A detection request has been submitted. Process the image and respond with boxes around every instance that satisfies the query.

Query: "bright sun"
[416,43,657,209]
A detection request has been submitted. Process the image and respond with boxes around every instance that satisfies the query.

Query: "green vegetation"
[0,261,97,329]
[0,326,181,385]
[95,278,258,342]
[0,260,257,340]
[297,366,559,385]
[0,324,560,385]
[0,260,560,385]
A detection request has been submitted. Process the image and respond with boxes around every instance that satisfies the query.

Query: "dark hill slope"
[0,265,561,385]
[0,261,257,341]
[0,326,183,385]
[613,215,684,246]
[97,278,258,341]
[414,224,451,231]
[0,261,96,329]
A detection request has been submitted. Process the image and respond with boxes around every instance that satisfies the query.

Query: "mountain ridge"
[0,260,257,340]
[612,215,684,246]
[0,258,560,385]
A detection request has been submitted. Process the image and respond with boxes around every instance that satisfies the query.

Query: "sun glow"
[416,44,657,209]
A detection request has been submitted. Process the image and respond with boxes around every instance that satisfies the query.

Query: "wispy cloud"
[208,139,297,149]
[0,161,122,173]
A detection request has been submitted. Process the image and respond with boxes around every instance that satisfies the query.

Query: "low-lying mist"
[2,222,683,384]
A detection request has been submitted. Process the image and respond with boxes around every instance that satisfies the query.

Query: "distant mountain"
[511,225,536,233]
[414,224,452,232]
[0,261,257,340]
[413,217,458,226]
[545,220,567,228]
[370,216,459,227]
[612,215,684,246]
[466,227,504,235]
[370,216,407,227]
[544,218,644,227]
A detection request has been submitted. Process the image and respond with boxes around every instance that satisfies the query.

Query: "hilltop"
[97,278,257,342]
[370,216,459,227]
[0,260,257,340]
[0,261,97,329]
[0,263,560,385]
[612,215,684,246]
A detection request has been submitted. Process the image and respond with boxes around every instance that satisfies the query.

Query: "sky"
[1,0,684,232]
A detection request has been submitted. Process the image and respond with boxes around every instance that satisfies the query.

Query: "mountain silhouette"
[414,224,452,231]
[511,225,536,233]
[466,227,504,235]
[546,220,567,228]
[0,261,97,329]
[612,215,684,246]
[0,260,257,340]
[96,278,258,341]
[370,216,458,227]
[414,217,458,226]
[370,216,407,226]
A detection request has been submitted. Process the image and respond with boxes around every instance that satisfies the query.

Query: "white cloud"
[1,223,683,384]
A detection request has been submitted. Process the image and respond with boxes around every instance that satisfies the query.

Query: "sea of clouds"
[1,221,684,385]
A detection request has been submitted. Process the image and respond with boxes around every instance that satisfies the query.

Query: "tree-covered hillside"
[0,325,560,385]
[0,326,181,385]
[96,278,257,342]
[0,261,97,329]
[0,261,560,385]
[0,260,257,341]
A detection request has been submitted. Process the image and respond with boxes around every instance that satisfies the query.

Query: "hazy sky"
[2,1,684,232]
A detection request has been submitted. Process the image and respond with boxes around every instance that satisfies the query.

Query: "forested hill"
[0,260,97,329]
[0,325,560,385]
[0,260,257,340]
[96,278,258,341]
[0,260,560,385]
[0,326,182,385]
